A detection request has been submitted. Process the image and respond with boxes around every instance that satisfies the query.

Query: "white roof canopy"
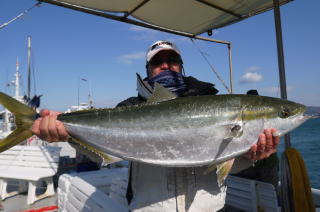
[39,0,292,36]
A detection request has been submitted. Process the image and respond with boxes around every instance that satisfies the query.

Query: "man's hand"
[246,128,280,161]
[32,109,69,142]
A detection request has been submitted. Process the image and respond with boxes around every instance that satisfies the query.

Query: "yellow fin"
[203,163,216,175]
[204,159,235,186]
[0,92,36,153]
[216,159,235,186]
[0,129,32,152]
[0,92,35,116]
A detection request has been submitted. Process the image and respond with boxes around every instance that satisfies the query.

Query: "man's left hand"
[246,128,280,161]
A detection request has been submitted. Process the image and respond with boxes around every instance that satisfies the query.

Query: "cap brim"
[147,48,180,62]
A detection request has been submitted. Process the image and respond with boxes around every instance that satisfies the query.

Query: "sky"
[0,0,319,111]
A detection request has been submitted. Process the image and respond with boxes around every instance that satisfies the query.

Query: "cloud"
[118,52,145,64]
[239,72,262,84]
[246,66,261,72]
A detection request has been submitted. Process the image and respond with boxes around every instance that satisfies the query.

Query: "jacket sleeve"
[183,76,219,96]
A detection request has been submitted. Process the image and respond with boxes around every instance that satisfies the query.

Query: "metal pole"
[27,36,31,99]
[274,1,294,212]
[228,43,233,94]
[89,80,93,108]
[273,0,291,148]
[77,78,80,106]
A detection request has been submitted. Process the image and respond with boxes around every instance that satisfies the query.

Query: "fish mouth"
[303,113,320,120]
[296,113,316,125]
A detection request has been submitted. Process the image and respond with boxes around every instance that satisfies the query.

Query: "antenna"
[15,57,20,99]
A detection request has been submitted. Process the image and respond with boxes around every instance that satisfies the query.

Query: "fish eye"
[279,107,291,118]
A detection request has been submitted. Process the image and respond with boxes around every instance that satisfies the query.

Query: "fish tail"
[0,92,37,152]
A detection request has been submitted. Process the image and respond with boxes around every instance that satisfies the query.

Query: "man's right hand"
[32,109,69,142]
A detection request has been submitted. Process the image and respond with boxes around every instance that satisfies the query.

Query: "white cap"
[146,40,181,63]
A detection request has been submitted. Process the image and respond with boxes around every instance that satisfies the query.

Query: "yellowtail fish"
[0,84,311,182]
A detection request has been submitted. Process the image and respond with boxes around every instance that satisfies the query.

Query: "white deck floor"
[1,182,57,212]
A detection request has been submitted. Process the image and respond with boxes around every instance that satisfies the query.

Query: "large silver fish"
[0,84,311,169]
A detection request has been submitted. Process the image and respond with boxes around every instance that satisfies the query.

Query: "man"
[32,40,280,211]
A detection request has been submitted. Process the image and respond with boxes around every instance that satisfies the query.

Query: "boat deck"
[1,194,57,212]
[0,183,57,212]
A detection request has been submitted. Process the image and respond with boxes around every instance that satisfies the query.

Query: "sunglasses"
[149,56,181,66]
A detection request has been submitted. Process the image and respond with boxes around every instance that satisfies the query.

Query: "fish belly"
[65,118,263,167]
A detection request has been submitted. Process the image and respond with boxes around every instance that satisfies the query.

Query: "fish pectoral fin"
[223,124,243,140]
[231,124,243,137]
[216,159,235,186]
[146,83,177,104]
[203,163,216,175]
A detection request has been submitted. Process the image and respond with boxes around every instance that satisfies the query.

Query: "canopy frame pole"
[228,43,233,94]
[274,1,293,211]
[39,0,234,93]
[273,0,291,148]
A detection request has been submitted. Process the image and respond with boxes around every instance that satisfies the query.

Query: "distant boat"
[0,58,25,140]
[65,102,93,113]
[0,37,44,145]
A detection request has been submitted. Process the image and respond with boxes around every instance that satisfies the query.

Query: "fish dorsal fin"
[146,83,177,104]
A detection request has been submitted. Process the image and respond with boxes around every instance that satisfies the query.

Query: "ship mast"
[27,36,31,99]
[14,58,20,99]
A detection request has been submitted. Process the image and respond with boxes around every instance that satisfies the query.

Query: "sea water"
[278,117,320,189]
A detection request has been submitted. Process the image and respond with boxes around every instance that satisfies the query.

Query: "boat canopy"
[40,0,292,37]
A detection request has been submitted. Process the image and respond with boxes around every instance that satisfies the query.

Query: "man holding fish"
[32,41,281,211]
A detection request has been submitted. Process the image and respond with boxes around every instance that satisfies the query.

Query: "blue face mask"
[148,70,187,96]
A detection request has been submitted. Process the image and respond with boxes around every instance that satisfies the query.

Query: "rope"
[190,39,230,93]
[285,147,315,212]
[0,2,41,30]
